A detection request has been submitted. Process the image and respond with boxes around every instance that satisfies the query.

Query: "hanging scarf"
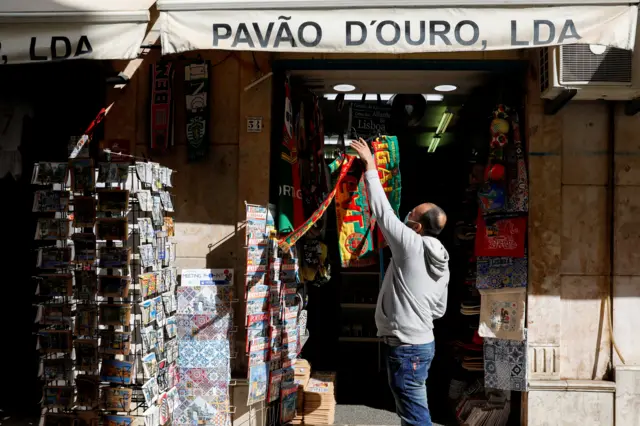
[507,111,529,213]
[371,136,401,248]
[278,75,304,234]
[184,60,210,161]
[150,62,175,151]
[279,156,354,251]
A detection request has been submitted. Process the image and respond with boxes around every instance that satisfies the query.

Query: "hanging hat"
[391,94,427,127]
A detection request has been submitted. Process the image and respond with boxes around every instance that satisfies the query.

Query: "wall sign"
[247,117,264,133]
[160,5,638,54]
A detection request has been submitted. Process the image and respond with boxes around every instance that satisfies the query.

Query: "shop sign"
[160,5,638,54]
[0,23,147,65]
[181,269,234,286]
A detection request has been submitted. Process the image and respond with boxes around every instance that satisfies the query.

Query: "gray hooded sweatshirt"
[364,170,450,345]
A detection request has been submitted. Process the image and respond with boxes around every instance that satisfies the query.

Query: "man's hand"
[351,138,377,172]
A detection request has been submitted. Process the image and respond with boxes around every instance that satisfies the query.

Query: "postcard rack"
[244,203,303,425]
[32,155,178,426]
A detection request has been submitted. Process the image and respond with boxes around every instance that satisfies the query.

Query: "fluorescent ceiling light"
[333,84,356,92]
[435,111,454,134]
[428,136,441,153]
[434,84,457,92]
[424,94,444,101]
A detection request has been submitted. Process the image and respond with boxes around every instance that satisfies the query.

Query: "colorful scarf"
[278,75,304,234]
[184,60,210,161]
[278,156,354,252]
[371,136,401,248]
[507,111,528,213]
[150,62,174,151]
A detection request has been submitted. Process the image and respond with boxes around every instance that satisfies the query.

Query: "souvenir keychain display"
[33,148,178,426]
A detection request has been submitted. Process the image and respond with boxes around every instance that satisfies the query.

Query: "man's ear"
[415,223,423,234]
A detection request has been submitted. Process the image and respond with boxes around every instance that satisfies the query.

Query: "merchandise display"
[33,154,178,425]
[245,203,304,419]
[174,268,234,426]
[184,60,210,162]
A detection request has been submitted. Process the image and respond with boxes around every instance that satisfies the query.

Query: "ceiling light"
[589,44,607,55]
[428,136,441,153]
[434,84,457,92]
[333,84,356,92]
[424,94,444,102]
[324,93,338,100]
[435,111,454,135]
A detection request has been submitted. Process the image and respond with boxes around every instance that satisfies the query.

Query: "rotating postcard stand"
[33,150,179,426]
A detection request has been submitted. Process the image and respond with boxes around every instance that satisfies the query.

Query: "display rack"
[33,153,178,426]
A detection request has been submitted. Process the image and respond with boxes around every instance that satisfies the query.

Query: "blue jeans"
[385,341,435,426]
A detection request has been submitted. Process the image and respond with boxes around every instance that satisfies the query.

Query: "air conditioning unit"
[539,30,640,101]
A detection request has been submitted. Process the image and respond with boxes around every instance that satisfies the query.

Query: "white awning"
[0,0,156,64]
[158,0,639,54]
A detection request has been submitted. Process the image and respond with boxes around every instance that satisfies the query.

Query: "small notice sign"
[247,117,263,133]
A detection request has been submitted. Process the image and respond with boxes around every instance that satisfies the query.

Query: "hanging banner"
[160,5,638,54]
[0,23,148,65]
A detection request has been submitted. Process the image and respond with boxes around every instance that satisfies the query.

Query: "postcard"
[165,339,178,364]
[163,217,174,237]
[71,233,96,263]
[268,369,283,403]
[33,190,70,213]
[142,377,159,405]
[99,331,131,355]
[157,359,169,391]
[142,352,158,378]
[139,244,155,268]
[75,305,98,336]
[152,195,163,226]
[43,386,74,408]
[103,415,133,426]
[102,387,132,411]
[165,316,177,339]
[137,217,154,243]
[69,158,95,192]
[74,270,97,300]
[75,375,99,406]
[73,197,96,228]
[136,189,153,212]
[98,275,130,298]
[37,247,72,269]
[98,163,129,184]
[156,327,165,356]
[160,190,174,212]
[42,358,72,381]
[247,362,268,405]
[35,218,70,240]
[139,272,157,298]
[162,292,177,315]
[96,218,128,241]
[140,325,158,354]
[39,330,72,353]
[97,189,129,214]
[74,339,99,371]
[280,383,298,423]
[100,359,134,385]
[140,299,157,326]
[99,247,129,268]
[32,162,68,185]
[99,304,131,326]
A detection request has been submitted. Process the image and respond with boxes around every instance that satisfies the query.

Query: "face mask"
[404,213,411,225]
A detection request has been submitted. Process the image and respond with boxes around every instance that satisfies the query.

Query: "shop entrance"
[269,60,527,425]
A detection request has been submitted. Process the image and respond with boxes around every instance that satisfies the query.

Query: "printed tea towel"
[478,287,526,341]
[484,333,528,392]
[476,255,527,289]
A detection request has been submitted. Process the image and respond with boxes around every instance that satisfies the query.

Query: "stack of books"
[302,372,336,425]
[292,359,311,425]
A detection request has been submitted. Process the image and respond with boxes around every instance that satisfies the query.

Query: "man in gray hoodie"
[351,139,450,426]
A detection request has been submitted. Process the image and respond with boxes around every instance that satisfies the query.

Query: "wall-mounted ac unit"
[539,30,640,101]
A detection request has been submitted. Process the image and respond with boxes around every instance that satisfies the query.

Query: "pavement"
[334,404,446,426]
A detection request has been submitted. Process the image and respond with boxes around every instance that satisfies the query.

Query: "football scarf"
[184,60,210,162]
[277,75,304,234]
[150,62,175,151]
[371,136,401,248]
[278,156,354,252]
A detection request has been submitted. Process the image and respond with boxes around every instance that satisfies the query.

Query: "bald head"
[410,203,447,237]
